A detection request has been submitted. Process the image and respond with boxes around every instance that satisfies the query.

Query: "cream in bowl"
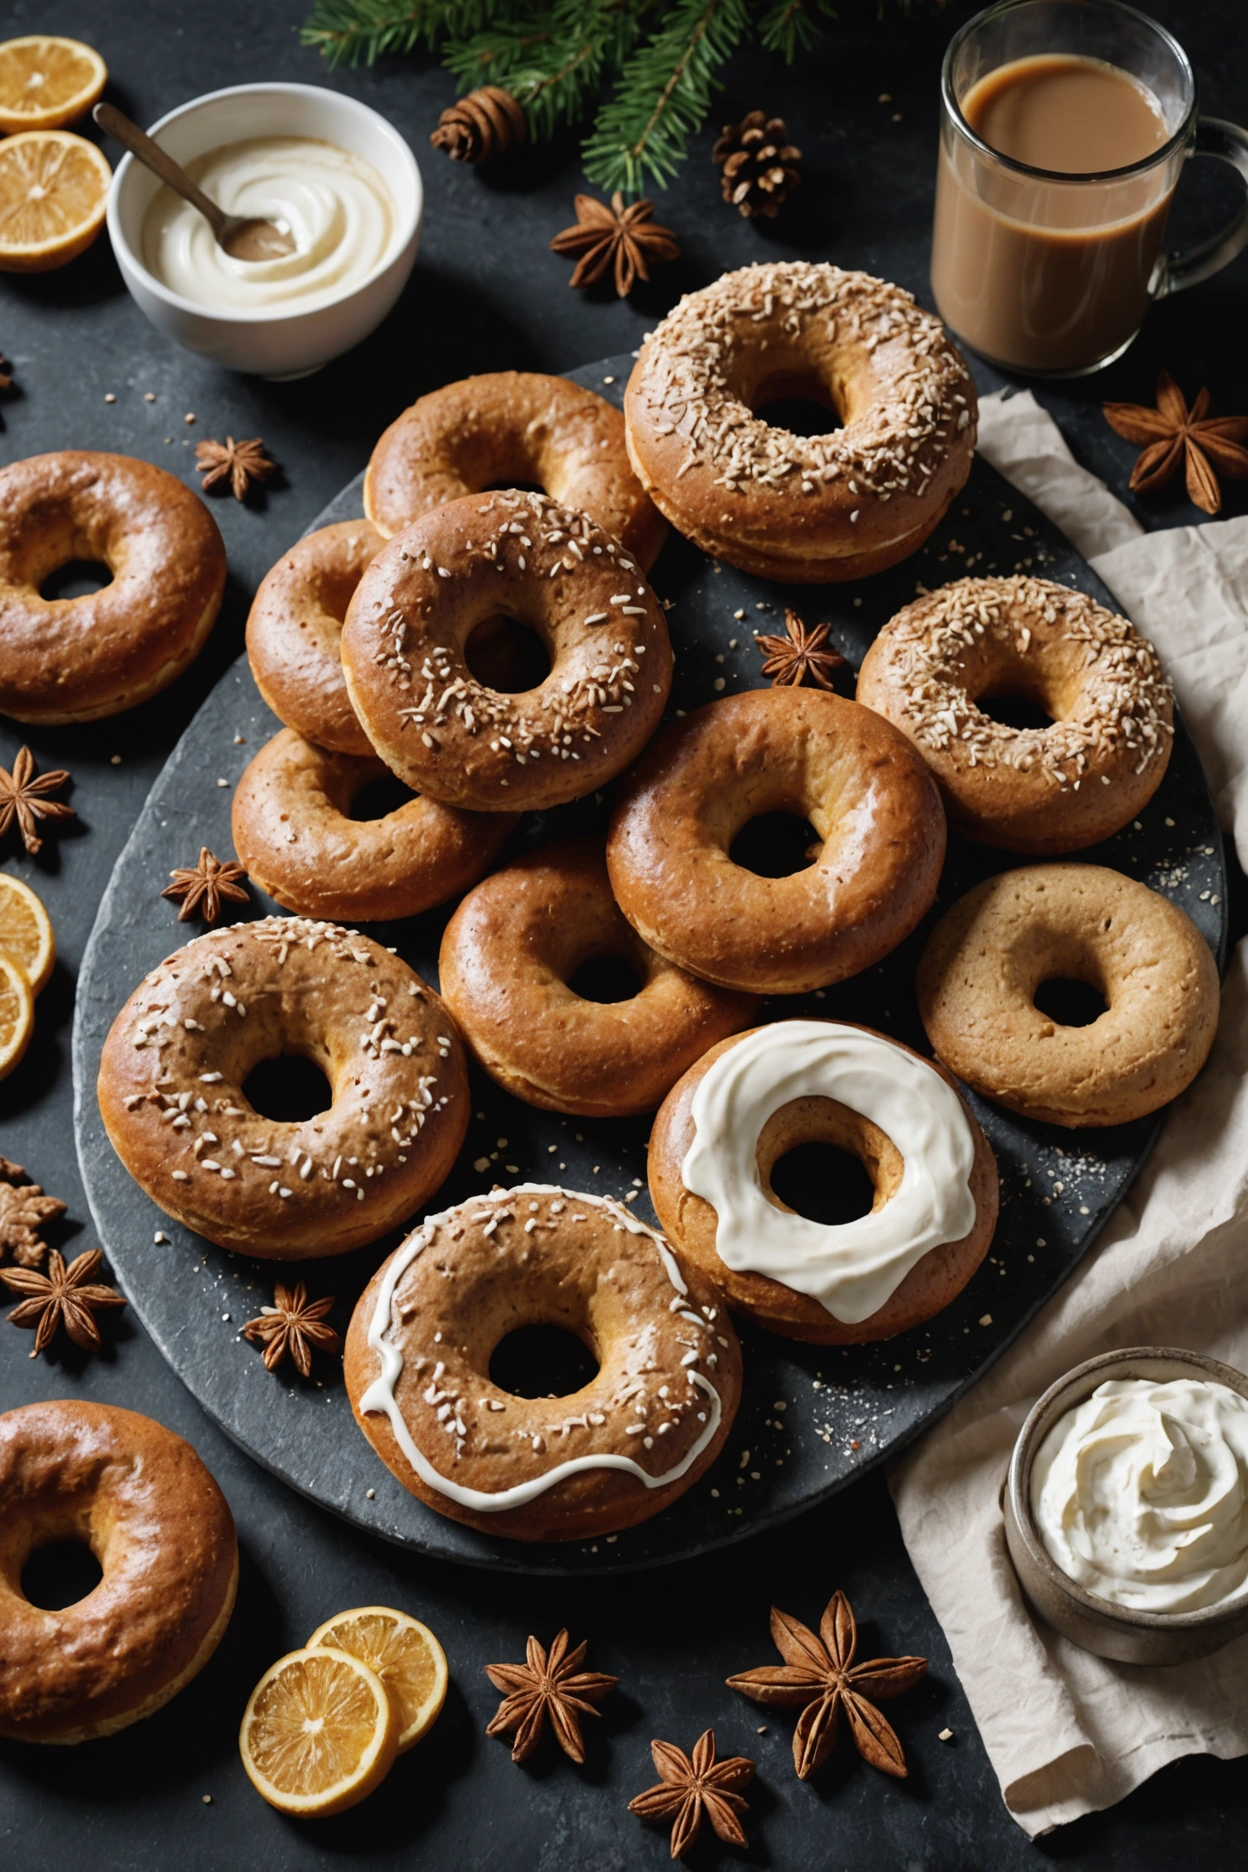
[107,83,422,378]
[1032,1375,1248,1615]
[1005,1347,1248,1665]
[142,136,396,313]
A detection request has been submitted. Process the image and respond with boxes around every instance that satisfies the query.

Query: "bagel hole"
[754,394,843,438]
[730,811,820,878]
[349,772,414,821]
[768,1141,877,1226]
[483,480,547,498]
[40,559,114,602]
[22,1538,103,1610]
[465,614,552,693]
[567,953,642,1004]
[243,1053,333,1122]
[750,366,843,437]
[489,1323,600,1399]
[1033,978,1108,1027]
[977,692,1055,731]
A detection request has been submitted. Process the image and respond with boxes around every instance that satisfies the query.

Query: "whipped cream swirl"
[1031,1376,1248,1613]
[142,135,396,312]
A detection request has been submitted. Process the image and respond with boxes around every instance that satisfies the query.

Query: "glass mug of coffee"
[930,0,1248,376]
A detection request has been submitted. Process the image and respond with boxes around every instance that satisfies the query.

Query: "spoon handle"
[93,101,228,237]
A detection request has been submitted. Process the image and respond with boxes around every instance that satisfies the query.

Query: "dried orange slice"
[308,1607,448,1753]
[0,37,107,133]
[239,1645,398,1818]
[0,129,110,274]
[0,874,54,995]
[0,953,34,1080]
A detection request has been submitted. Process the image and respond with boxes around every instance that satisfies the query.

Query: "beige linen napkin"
[887,389,1248,1836]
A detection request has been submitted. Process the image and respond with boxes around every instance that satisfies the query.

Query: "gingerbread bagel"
[99,917,469,1257]
[607,687,946,995]
[0,1400,237,1744]
[342,490,673,813]
[649,1020,998,1345]
[346,1185,742,1542]
[232,728,514,923]
[365,371,666,568]
[917,865,1219,1127]
[0,451,225,723]
[625,262,976,581]
[439,838,756,1116]
[857,577,1174,852]
[246,519,383,757]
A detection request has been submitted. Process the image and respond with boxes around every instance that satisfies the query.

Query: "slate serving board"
[73,357,1227,1576]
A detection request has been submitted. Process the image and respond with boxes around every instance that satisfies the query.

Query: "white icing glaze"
[681,1021,977,1324]
[359,1184,724,1512]
[142,136,396,313]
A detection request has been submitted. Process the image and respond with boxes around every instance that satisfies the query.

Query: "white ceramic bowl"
[106,82,423,378]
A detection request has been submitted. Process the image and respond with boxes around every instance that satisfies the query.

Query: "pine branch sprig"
[757,0,840,60]
[580,0,752,196]
[300,0,487,69]
[444,1,650,142]
[302,0,923,191]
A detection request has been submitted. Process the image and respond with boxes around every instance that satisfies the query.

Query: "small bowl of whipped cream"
[106,82,422,377]
[1004,1346,1248,1665]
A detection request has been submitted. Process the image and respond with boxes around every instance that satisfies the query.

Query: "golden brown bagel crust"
[856,577,1175,853]
[246,520,382,756]
[0,451,225,723]
[364,371,666,569]
[917,864,1220,1128]
[341,490,673,813]
[98,916,469,1257]
[232,728,514,923]
[0,1400,238,1744]
[606,688,946,995]
[648,1022,998,1345]
[345,1186,742,1541]
[439,837,757,1117]
[624,262,976,582]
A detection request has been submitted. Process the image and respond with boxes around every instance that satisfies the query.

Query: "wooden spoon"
[94,101,296,261]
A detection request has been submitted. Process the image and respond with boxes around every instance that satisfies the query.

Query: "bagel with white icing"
[344,1185,742,1542]
[648,1019,998,1344]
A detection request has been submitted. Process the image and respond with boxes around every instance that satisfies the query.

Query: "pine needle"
[581,0,751,195]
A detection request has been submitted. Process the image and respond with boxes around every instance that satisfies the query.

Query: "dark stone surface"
[72,363,1226,1577]
[3,0,1248,1865]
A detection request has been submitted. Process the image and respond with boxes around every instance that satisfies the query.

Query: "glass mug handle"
[1154,117,1248,297]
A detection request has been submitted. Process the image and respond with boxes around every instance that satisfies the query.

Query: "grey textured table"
[3,1,1248,1867]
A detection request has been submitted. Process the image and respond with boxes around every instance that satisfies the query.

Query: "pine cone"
[430,86,527,166]
[712,110,802,219]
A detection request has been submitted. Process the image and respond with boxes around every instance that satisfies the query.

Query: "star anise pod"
[195,435,277,501]
[727,1590,927,1780]
[628,1729,755,1860]
[1,1247,126,1358]
[755,608,845,689]
[161,847,250,924]
[485,1629,619,1764]
[0,747,75,855]
[550,192,679,299]
[0,1157,66,1269]
[242,1281,341,1378]
[1103,370,1248,515]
